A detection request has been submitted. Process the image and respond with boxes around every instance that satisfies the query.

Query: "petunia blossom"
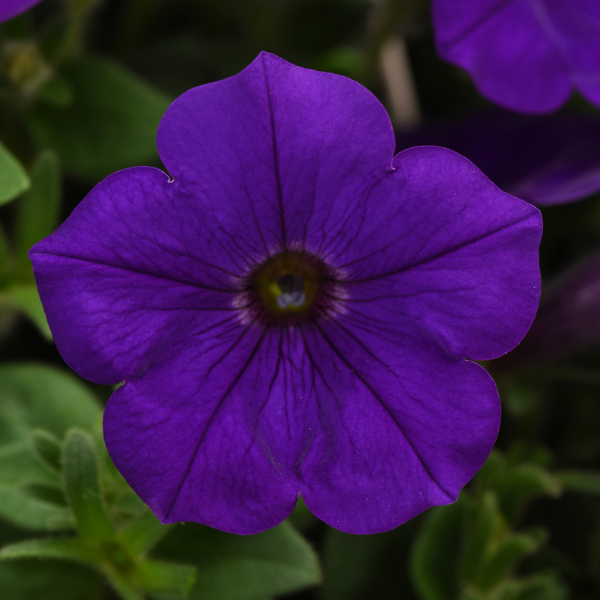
[433,0,600,114]
[30,53,542,535]
[0,0,44,23]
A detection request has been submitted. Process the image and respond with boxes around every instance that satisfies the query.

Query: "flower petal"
[104,310,499,535]
[103,323,312,534]
[157,52,395,254]
[30,167,241,385]
[433,0,571,113]
[298,316,500,534]
[332,147,542,360]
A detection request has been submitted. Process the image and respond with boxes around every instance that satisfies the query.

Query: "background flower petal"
[544,0,600,107]
[395,111,600,207]
[30,167,241,385]
[433,0,571,113]
[332,147,542,361]
[0,0,43,22]
[299,316,500,534]
[157,51,395,254]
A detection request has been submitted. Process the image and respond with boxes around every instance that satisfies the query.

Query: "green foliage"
[30,428,62,473]
[321,518,420,600]
[0,364,100,530]
[410,500,462,600]
[410,451,569,600]
[0,363,101,444]
[0,142,29,206]
[555,470,600,495]
[0,560,104,600]
[136,560,196,599]
[63,428,116,542]
[27,57,171,180]
[157,521,321,600]
[4,284,52,339]
[119,509,176,558]
[14,151,61,272]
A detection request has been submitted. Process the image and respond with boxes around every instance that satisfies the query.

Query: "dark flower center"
[238,250,343,327]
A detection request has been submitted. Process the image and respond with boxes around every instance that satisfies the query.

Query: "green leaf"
[103,570,145,600]
[0,560,104,600]
[460,492,502,582]
[555,469,600,495]
[410,502,463,600]
[0,142,29,205]
[0,365,101,531]
[474,530,546,591]
[30,429,62,473]
[119,509,175,558]
[136,559,196,599]
[0,441,60,488]
[0,483,73,531]
[5,284,52,339]
[0,363,101,446]
[322,517,420,600]
[0,221,9,268]
[15,150,60,272]
[63,428,116,542]
[0,537,102,564]
[38,76,74,107]
[27,56,171,179]
[156,521,321,600]
[495,574,568,600]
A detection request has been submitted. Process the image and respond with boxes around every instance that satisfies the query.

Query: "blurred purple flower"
[433,0,600,113]
[503,251,600,366]
[396,110,600,206]
[0,0,43,22]
[30,53,542,534]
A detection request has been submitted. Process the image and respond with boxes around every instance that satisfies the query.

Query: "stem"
[380,36,421,128]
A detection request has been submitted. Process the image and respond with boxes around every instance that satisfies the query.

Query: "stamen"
[237,249,344,326]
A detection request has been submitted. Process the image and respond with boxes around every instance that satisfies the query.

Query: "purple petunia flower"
[30,53,542,535]
[433,0,600,114]
[0,0,44,23]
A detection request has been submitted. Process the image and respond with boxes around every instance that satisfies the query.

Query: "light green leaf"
[0,441,60,488]
[63,429,116,542]
[120,509,175,558]
[30,429,62,473]
[15,150,60,272]
[0,483,73,531]
[0,363,101,446]
[0,142,29,205]
[0,365,101,531]
[6,285,52,339]
[136,559,196,599]
[27,56,171,179]
[0,537,101,564]
[156,521,321,600]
